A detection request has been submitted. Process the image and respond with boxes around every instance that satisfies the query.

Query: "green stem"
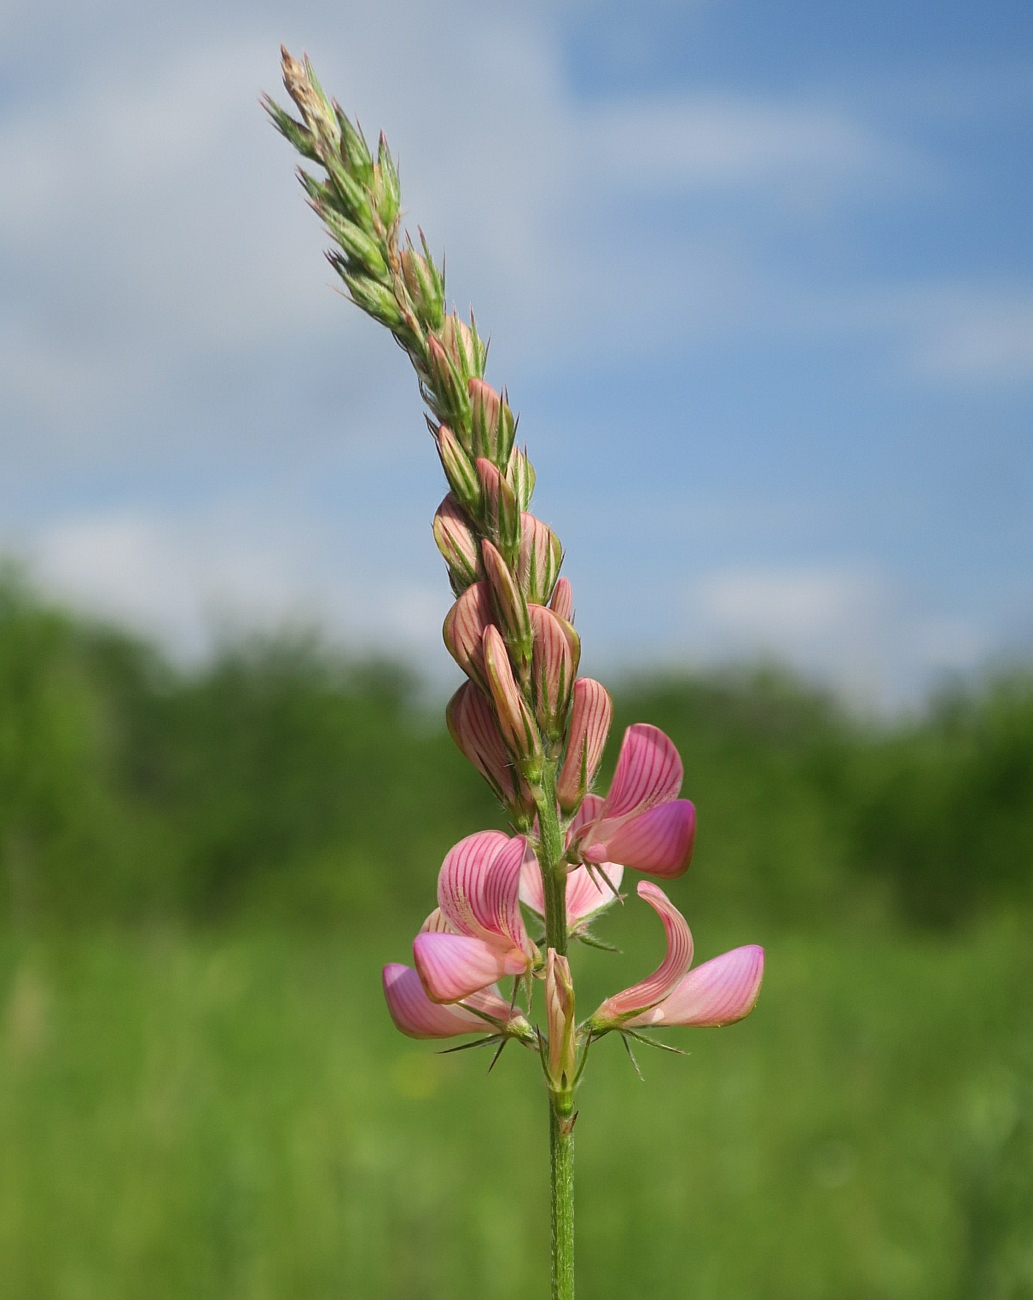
[549,1102,575,1300]
[535,760,575,1298]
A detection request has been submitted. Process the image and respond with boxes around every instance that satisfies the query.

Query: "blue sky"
[1,0,1031,707]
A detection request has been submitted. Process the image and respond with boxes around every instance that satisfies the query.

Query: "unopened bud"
[433,496,482,593]
[529,604,580,743]
[442,581,493,692]
[519,514,564,605]
[506,445,536,511]
[435,425,481,515]
[336,266,403,328]
[483,625,542,780]
[440,312,485,381]
[469,379,516,468]
[545,948,577,1093]
[280,47,339,148]
[400,241,445,331]
[556,678,613,814]
[371,132,400,227]
[427,335,469,428]
[446,681,535,825]
[481,540,533,676]
[476,458,521,566]
[549,576,574,624]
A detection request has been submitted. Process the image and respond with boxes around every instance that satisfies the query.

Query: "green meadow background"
[1,575,1031,1299]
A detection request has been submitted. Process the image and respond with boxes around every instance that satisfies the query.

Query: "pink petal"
[549,576,574,624]
[565,863,624,924]
[518,849,545,915]
[555,678,613,813]
[437,830,511,939]
[441,580,494,691]
[419,907,456,934]
[591,800,696,878]
[383,963,488,1037]
[592,881,694,1022]
[627,946,764,1028]
[413,931,527,1003]
[601,724,683,822]
[566,792,605,844]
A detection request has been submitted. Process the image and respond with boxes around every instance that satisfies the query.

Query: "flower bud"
[427,335,469,428]
[519,514,564,605]
[442,581,493,692]
[469,379,516,468]
[446,680,535,824]
[483,625,542,781]
[545,948,577,1093]
[476,458,521,566]
[434,424,481,516]
[529,604,580,743]
[506,445,536,511]
[440,312,485,380]
[400,237,445,331]
[481,540,533,677]
[280,47,340,147]
[549,576,574,624]
[433,496,482,593]
[556,678,613,814]
[371,132,400,228]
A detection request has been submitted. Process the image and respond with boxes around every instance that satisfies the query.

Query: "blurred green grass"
[1,574,1031,1297]
[2,923,1030,1299]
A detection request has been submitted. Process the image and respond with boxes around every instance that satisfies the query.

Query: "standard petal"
[383,963,488,1037]
[413,931,526,1003]
[628,946,765,1028]
[600,724,683,822]
[437,829,512,939]
[591,882,694,1023]
[591,800,696,878]
[565,863,624,925]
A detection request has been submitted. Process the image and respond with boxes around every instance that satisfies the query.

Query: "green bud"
[373,133,401,228]
[506,445,536,511]
[435,425,482,515]
[401,243,445,332]
[261,97,321,163]
[317,205,388,279]
[336,265,403,328]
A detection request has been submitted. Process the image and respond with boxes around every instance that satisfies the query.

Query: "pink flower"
[413,830,537,1003]
[520,794,624,935]
[383,964,532,1040]
[574,723,696,878]
[591,881,764,1030]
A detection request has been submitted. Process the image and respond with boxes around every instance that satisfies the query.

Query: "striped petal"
[437,830,525,948]
[588,799,696,879]
[413,931,527,1003]
[627,946,765,1028]
[565,863,624,925]
[600,723,683,823]
[383,963,490,1037]
[591,882,694,1023]
[556,679,613,813]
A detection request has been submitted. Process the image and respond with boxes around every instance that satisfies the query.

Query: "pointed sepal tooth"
[481,540,533,676]
[506,444,536,511]
[482,625,542,781]
[555,677,614,813]
[518,513,564,604]
[433,496,482,591]
[442,581,494,692]
[476,459,521,566]
[549,576,574,624]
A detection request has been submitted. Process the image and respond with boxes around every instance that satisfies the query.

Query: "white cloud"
[685,566,991,709]
[24,502,451,668]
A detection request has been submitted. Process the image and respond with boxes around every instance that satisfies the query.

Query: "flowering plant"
[266,48,764,1298]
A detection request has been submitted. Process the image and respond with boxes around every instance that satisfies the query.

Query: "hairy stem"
[536,760,575,1297]
[549,1102,575,1300]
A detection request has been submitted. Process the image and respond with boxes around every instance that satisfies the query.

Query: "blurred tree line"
[1,574,1030,932]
